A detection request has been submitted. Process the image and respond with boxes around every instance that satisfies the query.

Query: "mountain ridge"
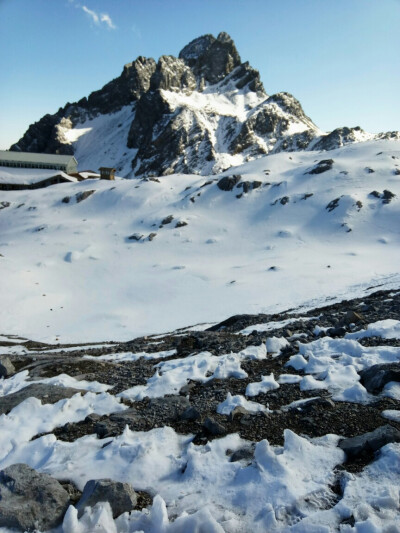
[10,32,400,177]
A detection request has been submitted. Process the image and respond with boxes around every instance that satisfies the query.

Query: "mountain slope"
[1,139,399,342]
[10,33,399,178]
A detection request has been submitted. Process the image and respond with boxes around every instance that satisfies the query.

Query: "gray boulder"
[0,463,70,531]
[0,356,15,378]
[359,363,400,394]
[76,479,137,518]
[339,425,400,460]
[0,383,84,415]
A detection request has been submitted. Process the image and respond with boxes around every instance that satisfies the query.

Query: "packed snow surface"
[1,322,400,532]
[1,140,400,343]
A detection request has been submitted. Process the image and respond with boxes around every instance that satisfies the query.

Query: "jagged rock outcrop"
[312,126,367,151]
[11,56,156,154]
[9,32,400,177]
[179,32,241,85]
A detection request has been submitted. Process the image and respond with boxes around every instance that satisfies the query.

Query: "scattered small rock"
[128,233,144,241]
[326,197,341,212]
[203,417,226,436]
[175,221,188,228]
[280,196,290,205]
[369,190,381,198]
[382,189,396,204]
[160,215,174,226]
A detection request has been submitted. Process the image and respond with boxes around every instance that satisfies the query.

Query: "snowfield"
[0,139,400,343]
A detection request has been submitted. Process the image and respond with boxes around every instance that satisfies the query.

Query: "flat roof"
[0,166,77,185]
[0,150,77,165]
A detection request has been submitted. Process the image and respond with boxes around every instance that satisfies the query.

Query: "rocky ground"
[1,287,400,531]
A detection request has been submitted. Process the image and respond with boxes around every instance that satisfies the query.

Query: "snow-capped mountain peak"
[10,32,399,178]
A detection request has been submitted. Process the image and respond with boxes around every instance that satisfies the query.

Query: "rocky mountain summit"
[10,32,399,177]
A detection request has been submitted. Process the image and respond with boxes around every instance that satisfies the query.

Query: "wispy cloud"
[82,5,99,24]
[69,1,116,30]
[100,13,116,30]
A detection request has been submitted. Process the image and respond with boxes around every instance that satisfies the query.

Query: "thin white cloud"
[69,1,117,30]
[82,5,99,25]
[100,13,116,30]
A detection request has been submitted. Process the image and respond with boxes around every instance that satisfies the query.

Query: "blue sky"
[0,0,399,149]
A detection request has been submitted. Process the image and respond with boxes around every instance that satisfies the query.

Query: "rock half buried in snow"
[75,190,95,203]
[305,159,334,175]
[0,383,85,415]
[217,174,241,191]
[339,425,400,460]
[359,362,400,394]
[76,479,137,518]
[0,356,15,378]
[0,463,70,531]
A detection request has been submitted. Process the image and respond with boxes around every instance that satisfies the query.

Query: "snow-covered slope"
[1,139,399,343]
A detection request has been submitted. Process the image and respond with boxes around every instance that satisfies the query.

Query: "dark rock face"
[86,56,156,114]
[76,479,137,518]
[150,56,196,93]
[11,56,156,154]
[179,32,241,84]
[0,463,70,531]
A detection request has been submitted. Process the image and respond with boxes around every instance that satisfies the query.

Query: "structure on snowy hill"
[0,169,78,191]
[99,167,116,180]
[0,151,77,174]
[0,151,80,190]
